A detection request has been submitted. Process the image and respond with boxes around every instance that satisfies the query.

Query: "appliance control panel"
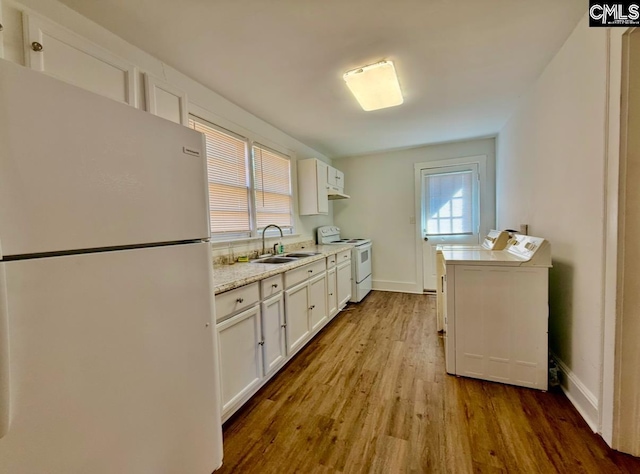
[481,230,510,250]
[505,235,551,266]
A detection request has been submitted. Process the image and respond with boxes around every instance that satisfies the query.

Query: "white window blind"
[252,144,293,232]
[189,118,250,237]
[425,170,474,235]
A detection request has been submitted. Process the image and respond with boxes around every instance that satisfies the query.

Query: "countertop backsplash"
[211,239,317,266]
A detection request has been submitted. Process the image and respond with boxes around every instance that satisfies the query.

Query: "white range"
[317,226,372,303]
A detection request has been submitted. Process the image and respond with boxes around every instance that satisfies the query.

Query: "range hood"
[327,189,350,200]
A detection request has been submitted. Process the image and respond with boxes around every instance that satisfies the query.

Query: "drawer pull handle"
[258,340,264,346]
[308,270,313,273]
[236,297,244,303]
[272,283,279,288]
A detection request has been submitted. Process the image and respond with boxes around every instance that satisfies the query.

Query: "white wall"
[496,15,607,431]
[333,138,496,294]
[0,0,334,253]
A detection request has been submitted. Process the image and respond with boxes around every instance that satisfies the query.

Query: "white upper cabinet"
[22,13,137,106]
[327,166,345,192]
[297,158,329,215]
[144,73,188,126]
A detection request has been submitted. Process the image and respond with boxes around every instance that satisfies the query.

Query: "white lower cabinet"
[216,253,351,421]
[261,293,287,376]
[309,272,328,332]
[285,281,310,354]
[327,267,338,318]
[217,305,263,417]
[337,259,352,309]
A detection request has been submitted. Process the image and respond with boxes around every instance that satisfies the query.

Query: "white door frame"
[414,155,489,293]
[601,26,639,453]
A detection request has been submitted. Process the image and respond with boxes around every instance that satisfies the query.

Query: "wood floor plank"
[216,291,640,474]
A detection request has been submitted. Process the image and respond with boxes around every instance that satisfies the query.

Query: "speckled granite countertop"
[213,244,353,294]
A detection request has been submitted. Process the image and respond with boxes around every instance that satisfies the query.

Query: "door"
[0,243,222,474]
[327,267,338,318]
[420,163,480,290]
[0,59,208,257]
[261,293,286,376]
[337,260,352,309]
[218,305,263,417]
[354,244,372,283]
[285,282,310,354]
[309,273,328,332]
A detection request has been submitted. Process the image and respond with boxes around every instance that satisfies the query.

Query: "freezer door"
[0,242,223,473]
[0,59,209,258]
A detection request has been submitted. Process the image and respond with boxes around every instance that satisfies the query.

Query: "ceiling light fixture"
[343,60,403,112]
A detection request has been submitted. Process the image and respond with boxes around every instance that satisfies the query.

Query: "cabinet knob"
[31,41,43,52]
[329,292,333,296]
[272,283,278,288]
[308,269,313,273]
[236,297,244,303]
[281,324,287,328]
[258,340,264,346]
[309,305,315,310]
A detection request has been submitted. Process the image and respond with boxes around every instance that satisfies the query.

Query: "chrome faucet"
[262,224,284,256]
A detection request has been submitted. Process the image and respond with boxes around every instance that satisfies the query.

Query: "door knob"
[424,237,429,241]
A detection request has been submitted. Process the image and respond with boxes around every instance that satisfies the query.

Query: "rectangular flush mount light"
[343,60,403,111]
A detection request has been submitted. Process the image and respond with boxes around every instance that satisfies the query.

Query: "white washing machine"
[442,235,552,390]
[434,230,511,331]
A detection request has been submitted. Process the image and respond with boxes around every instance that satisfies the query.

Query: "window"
[252,144,293,232]
[421,164,479,237]
[189,116,293,240]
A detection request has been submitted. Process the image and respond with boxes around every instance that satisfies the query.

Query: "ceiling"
[57,0,586,158]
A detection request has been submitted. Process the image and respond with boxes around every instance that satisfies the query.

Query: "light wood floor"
[216,291,640,473]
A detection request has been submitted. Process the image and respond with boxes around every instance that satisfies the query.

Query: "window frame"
[421,166,479,238]
[189,114,294,242]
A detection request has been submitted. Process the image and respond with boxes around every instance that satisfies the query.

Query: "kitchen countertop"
[212,244,354,294]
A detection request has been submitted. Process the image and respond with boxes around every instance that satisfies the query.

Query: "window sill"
[210,234,302,249]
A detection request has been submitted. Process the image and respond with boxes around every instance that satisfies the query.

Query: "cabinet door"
[316,160,329,214]
[327,268,338,318]
[335,169,345,190]
[217,305,263,416]
[261,294,286,376]
[285,282,310,354]
[337,260,352,309]
[309,273,328,332]
[23,14,137,106]
[327,166,338,187]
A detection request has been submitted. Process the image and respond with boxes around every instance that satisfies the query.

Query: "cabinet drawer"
[337,249,351,263]
[216,282,260,322]
[261,274,283,299]
[326,254,337,269]
[285,259,327,289]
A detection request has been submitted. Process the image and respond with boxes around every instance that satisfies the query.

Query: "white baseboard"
[372,280,422,294]
[553,354,599,433]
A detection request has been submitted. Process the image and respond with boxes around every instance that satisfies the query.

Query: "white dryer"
[434,230,510,331]
[442,235,552,390]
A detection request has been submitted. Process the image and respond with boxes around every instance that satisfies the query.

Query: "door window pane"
[425,171,474,236]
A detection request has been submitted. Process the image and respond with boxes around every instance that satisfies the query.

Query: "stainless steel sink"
[251,256,299,264]
[285,252,321,258]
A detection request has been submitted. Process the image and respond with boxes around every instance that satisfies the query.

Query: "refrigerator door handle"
[0,264,10,438]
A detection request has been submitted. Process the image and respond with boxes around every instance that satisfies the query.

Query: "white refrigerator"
[0,59,223,472]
